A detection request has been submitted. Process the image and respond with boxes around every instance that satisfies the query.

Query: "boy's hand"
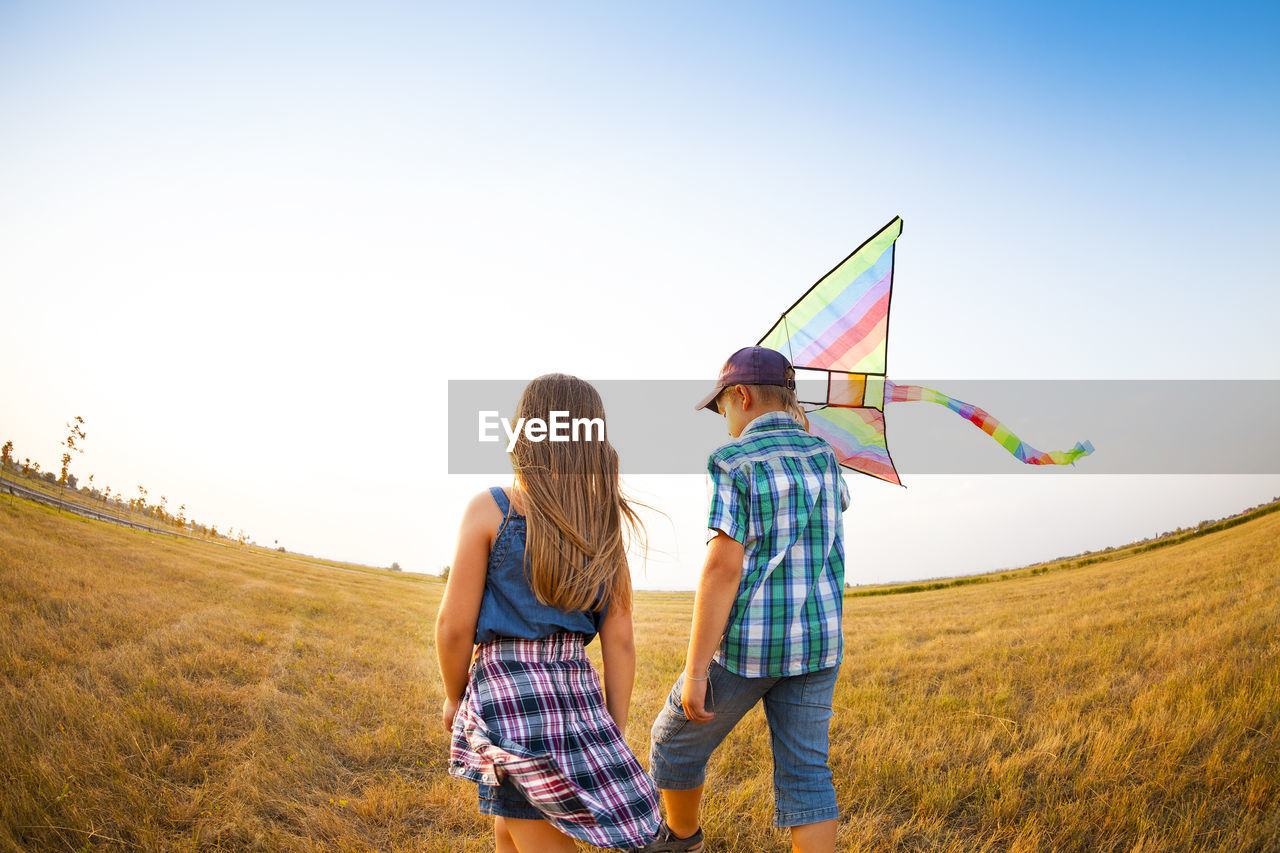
[681,674,714,722]
[680,532,741,724]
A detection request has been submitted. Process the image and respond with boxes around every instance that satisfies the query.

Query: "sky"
[2,0,1278,588]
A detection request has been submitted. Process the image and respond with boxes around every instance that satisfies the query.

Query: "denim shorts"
[649,660,840,828]
[477,778,543,821]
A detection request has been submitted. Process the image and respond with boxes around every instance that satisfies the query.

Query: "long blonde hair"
[508,374,643,613]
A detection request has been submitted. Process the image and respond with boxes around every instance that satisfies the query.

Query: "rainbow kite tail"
[885,382,1095,466]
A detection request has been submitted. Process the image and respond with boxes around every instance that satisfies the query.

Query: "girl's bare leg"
[503,817,577,852]
[494,816,518,853]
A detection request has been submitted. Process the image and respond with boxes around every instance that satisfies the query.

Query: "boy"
[637,346,849,853]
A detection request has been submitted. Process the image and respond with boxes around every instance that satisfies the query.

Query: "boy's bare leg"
[493,816,517,853]
[789,817,837,853]
[502,817,577,852]
[661,785,704,837]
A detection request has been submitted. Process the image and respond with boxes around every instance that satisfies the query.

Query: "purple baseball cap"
[695,346,797,413]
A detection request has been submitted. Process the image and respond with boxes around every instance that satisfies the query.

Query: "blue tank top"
[473,487,607,644]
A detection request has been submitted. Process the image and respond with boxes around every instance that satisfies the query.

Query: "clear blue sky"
[2,1,1277,585]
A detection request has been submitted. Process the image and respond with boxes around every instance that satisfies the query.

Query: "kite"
[759,216,1093,486]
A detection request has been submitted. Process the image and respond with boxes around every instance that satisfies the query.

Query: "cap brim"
[694,384,726,413]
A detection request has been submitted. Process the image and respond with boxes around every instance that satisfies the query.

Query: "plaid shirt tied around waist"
[448,633,659,849]
[706,410,849,678]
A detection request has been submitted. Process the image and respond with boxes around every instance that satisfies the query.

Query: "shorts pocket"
[650,680,690,744]
[798,664,840,708]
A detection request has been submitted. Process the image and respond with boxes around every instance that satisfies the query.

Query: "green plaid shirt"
[706,411,849,678]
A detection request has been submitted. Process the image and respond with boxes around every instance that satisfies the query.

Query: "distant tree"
[42,471,56,484]
[440,566,451,581]
[1,440,12,467]
[390,562,402,572]
[59,416,87,485]
[65,474,77,490]
[176,504,187,528]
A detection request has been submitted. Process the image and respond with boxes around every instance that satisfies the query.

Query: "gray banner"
[448,380,1280,476]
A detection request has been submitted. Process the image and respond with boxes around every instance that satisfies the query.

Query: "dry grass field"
[1,492,1277,852]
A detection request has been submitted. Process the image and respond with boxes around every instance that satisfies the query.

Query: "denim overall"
[473,486,604,643]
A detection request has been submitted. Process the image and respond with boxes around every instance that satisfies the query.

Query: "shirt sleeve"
[706,455,749,544]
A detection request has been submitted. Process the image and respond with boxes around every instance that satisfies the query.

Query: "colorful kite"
[759,216,1093,486]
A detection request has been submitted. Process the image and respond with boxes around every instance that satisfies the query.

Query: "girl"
[437,374,660,852]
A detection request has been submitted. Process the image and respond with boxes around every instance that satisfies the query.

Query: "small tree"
[440,566,451,581]
[390,562,402,572]
[59,416,87,486]
[1,441,12,468]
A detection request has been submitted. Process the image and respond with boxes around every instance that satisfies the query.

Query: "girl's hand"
[436,491,497,738]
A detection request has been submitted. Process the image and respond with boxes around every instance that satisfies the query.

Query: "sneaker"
[629,821,705,852]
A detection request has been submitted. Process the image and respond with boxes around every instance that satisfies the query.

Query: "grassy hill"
[1,492,1277,851]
